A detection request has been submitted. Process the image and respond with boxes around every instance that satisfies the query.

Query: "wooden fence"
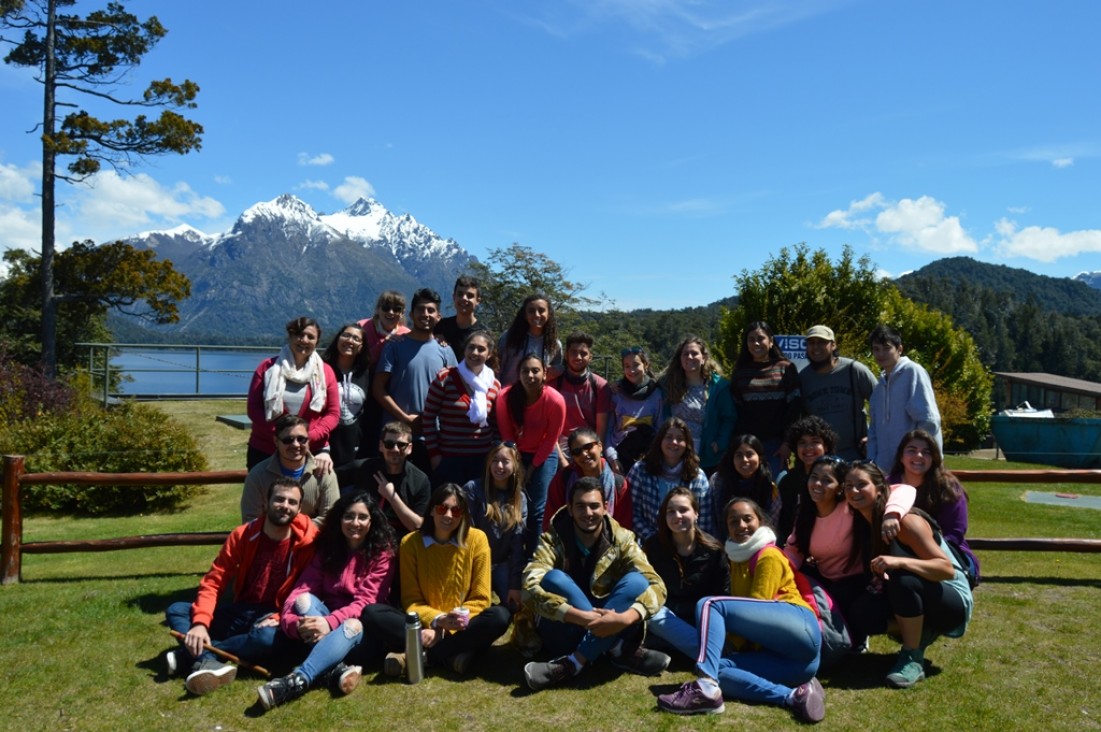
[3,457,1100,584]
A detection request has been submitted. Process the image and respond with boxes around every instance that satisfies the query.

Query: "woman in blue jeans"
[657,498,826,723]
[257,492,396,709]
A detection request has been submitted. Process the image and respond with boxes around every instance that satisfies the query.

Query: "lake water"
[108,347,274,396]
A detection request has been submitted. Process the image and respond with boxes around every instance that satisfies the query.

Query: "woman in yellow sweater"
[656,498,826,723]
[361,483,510,676]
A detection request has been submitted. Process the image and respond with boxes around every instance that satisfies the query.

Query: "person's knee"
[293,592,317,614]
[540,568,577,595]
[343,618,363,639]
[616,570,648,596]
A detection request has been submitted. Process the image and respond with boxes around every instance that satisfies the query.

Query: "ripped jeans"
[290,593,363,683]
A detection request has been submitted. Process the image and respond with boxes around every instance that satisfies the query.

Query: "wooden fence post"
[2,455,26,585]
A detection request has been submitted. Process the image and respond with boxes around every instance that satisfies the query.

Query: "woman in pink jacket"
[247,316,340,470]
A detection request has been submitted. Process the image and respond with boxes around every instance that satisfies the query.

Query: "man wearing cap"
[798,325,876,461]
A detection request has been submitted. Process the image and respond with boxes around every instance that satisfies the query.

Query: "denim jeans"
[647,605,700,660]
[165,600,278,669]
[523,449,559,554]
[289,593,363,683]
[695,596,821,706]
[535,569,647,662]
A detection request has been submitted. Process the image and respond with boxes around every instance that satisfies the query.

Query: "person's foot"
[256,671,308,710]
[383,652,407,678]
[610,645,671,677]
[450,652,475,676]
[184,658,237,696]
[790,677,826,723]
[319,663,362,696]
[886,648,925,688]
[523,657,575,691]
[656,680,725,715]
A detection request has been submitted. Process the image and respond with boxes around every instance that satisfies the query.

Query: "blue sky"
[2,0,1100,310]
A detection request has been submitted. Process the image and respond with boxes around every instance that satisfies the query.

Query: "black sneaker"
[184,658,237,695]
[257,671,308,710]
[610,645,670,677]
[523,657,575,691]
[318,663,362,696]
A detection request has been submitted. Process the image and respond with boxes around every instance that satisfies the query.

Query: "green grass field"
[2,401,1100,731]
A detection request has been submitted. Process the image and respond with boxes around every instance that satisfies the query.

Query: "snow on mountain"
[320,197,466,263]
[235,194,340,244]
[132,223,216,248]
[1073,271,1101,290]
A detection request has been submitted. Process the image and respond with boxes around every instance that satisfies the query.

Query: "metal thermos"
[404,611,425,684]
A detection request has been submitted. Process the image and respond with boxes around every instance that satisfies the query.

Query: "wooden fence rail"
[3,457,1101,585]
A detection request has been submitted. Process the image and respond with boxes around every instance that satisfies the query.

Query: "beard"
[808,353,834,369]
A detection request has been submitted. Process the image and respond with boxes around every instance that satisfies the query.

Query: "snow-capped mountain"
[117,194,478,342]
[1074,271,1101,290]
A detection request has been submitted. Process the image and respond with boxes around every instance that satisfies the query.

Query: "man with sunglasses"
[351,421,430,538]
[166,477,318,696]
[242,414,339,524]
[542,428,631,532]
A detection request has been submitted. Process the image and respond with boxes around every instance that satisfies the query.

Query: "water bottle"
[404,611,425,684]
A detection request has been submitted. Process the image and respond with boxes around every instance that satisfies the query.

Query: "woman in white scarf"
[422,331,501,487]
[246,316,340,471]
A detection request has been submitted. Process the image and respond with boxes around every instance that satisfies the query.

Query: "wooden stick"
[168,629,272,678]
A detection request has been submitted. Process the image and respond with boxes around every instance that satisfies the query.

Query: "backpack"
[750,546,853,672]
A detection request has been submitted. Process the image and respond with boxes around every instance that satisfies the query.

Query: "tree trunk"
[40,0,58,378]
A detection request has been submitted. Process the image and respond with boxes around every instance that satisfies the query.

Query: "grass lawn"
[2,401,1100,731]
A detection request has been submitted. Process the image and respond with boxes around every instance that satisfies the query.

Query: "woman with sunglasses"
[320,323,372,483]
[246,316,340,471]
[606,346,665,474]
[496,353,567,551]
[422,330,501,487]
[361,483,510,676]
[464,442,528,612]
[357,290,411,364]
[844,461,973,688]
[257,492,395,708]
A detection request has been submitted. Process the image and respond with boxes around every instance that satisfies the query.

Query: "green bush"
[2,400,209,516]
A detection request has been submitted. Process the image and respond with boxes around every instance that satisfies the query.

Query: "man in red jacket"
[165,478,318,695]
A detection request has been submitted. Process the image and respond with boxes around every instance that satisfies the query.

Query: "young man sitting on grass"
[164,478,318,695]
[520,477,669,691]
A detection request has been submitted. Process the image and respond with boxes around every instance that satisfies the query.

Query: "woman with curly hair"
[658,335,736,475]
[628,417,715,541]
[257,492,396,709]
[709,434,780,537]
[497,293,563,387]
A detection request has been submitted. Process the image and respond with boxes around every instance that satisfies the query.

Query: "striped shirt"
[423,367,500,458]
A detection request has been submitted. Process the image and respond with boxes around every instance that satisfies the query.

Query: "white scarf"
[262,345,328,421]
[725,526,777,563]
[457,361,495,427]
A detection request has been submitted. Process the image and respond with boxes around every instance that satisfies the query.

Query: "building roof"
[994,372,1101,397]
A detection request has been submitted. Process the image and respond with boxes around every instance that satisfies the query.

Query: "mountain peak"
[344,197,384,217]
[241,194,319,222]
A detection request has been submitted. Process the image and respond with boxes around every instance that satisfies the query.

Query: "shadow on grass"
[21,570,203,585]
[823,652,943,690]
[126,586,198,615]
[979,575,1101,588]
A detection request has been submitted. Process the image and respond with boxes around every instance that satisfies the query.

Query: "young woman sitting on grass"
[258,492,396,709]
[844,461,974,688]
[464,441,528,613]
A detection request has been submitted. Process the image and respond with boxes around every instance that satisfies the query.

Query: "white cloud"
[1052,157,1074,168]
[0,160,39,203]
[296,179,330,191]
[819,192,978,255]
[332,176,376,204]
[0,205,42,252]
[214,175,232,185]
[297,152,335,167]
[1007,205,1030,214]
[995,218,1101,262]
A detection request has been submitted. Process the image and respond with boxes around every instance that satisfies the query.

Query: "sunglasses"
[494,440,517,449]
[620,346,645,357]
[434,504,463,517]
[570,441,599,457]
[382,439,410,450]
[380,305,404,314]
[279,435,309,445]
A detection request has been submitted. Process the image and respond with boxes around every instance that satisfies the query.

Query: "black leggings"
[888,570,968,634]
[358,604,510,666]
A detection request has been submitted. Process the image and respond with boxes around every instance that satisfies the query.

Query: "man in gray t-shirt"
[372,288,457,473]
[798,325,876,461]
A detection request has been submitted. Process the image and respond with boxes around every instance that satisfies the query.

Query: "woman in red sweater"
[496,353,566,552]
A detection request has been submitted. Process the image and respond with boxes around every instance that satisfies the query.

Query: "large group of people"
[163,277,975,722]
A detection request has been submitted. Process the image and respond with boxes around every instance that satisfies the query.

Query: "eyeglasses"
[434,504,463,517]
[279,435,309,445]
[493,440,517,449]
[380,305,403,314]
[570,441,599,457]
[338,332,363,343]
[814,455,846,466]
[620,346,645,357]
[382,439,410,450]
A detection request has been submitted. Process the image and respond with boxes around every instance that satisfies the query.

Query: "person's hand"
[375,471,396,501]
[436,614,465,632]
[881,515,901,542]
[409,414,423,433]
[297,616,329,643]
[312,451,334,475]
[421,627,443,648]
[586,608,633,638]
[871,555,900,577]
[254,614,279,628]
[184,624,210,658]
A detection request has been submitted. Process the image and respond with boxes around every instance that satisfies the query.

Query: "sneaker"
[383,652,407,678]
[165,650,179,677]
[849,637,870,655]
[450,652,475,676]
[184,658,237,696]
[610,645,670,677]
[886,648,925,688]
[523,657,575,691]
[319,663,362,696]
[657,680,725,715]
[257,671,308,710]
[790,677,826,723]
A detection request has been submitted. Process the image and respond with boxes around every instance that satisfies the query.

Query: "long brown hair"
[890,429,964,515]
[506,353,545,430]
[642,417,701,483]
[482,443,525,533]
[656,486,721,552]
[659,335,720,405]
